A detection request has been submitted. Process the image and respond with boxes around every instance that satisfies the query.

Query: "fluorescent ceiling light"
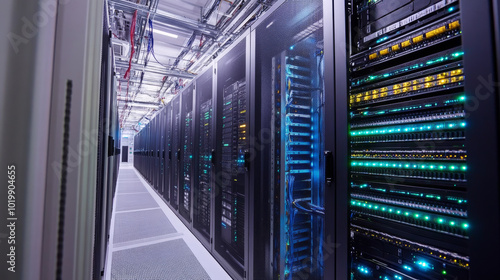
[153,29,178,38]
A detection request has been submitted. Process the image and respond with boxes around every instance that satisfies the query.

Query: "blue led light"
[417,260,430,269]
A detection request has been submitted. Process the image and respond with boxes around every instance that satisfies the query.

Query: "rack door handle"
[325,151,334,186]
[211,149,216,165]
[244,150,251,171]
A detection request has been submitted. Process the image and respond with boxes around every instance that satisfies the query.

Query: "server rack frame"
[178,83,195,226]
[160,106,166,197]
[164,102,173,202]
[249,0,336,278]
[191,66,216,250]
[461,0,500,278]
[212,29,252,280]
[170,94,182,210]
[329,0,500,279]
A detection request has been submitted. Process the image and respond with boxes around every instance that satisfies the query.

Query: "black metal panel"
[171,95,181,210]
[253,1,326,278]
[193,67,214,242]
[160,107,166,197]
[179,84,195,222]
[461,0,500,278]
[214,38,249,279]
[164,103,172,202]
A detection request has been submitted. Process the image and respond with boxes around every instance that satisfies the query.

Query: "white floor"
[104,163,232,280]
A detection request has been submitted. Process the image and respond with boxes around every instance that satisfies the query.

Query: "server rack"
[213,32,252,280]
[93,15,122,277]
[160,107,166,197]
[153,116,158,190]
[251,0,329,278]
[460,1,500,278]
[147,122,151,183]
[179,84,195,223]
[330,0,497,279]
[192,66,215,247]
[164,102,173,202]
[156,112,162,192]
[171,94,182,210]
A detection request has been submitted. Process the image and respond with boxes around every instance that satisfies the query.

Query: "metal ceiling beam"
[109,0,219,37]
[115,60,196,79]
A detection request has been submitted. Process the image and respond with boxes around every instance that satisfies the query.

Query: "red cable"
[124,10,137,80]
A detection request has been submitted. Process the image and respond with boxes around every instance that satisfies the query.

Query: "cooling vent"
[111,38,130,59]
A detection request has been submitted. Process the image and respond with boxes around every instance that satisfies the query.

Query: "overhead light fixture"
[153,29,178,39]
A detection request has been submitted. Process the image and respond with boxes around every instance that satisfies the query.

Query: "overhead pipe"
[201,0,221,23]
[109,0,219,37]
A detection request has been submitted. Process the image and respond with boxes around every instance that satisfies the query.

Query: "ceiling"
[107,0,277,136]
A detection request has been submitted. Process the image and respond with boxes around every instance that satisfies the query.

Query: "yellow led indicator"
[401,40,411,48]
[449,20,460,30]
[239,124,246,128]
[379,48,389,55]
[412,35,424,44]
[438,78,450,86]
[369,53,378,60]
[424,76,435,82]
[451,69,463,76]
[391,44,400,51]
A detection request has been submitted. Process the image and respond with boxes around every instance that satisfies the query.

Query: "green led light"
[438,218,444,223]
[351,160,466,172]
[459,96,466,101]
[442,270,447,275]
[463,223,469,229]
[397,210,401,214]
[351,120,464,137]
[405,212,410,216]
[415,214,420,218]
[425,216,430,220]
[450,221,456,226]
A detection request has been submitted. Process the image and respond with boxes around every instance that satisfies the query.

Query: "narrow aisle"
[105,163,232,280]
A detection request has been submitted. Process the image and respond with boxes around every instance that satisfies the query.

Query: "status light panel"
[220,79,247,264]
[348,0,469,279]
[196,99,212,237]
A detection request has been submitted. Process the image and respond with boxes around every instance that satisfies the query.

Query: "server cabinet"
[147,122,151,181]
[193,66,214,246]
[252,0,327,278]
[164,103,173,202]
[153,116,159,190]
[340,0,472,279]
[179,84,195,223]
[170,95,182,210]
[160,107,166,197]
[460,1,500,278]
[213,33,251,279]
[154,113,161,191]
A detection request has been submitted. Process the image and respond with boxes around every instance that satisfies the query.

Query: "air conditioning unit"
[111,38,130,59]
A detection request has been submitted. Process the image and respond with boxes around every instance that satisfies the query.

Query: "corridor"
[104,164,231,280]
